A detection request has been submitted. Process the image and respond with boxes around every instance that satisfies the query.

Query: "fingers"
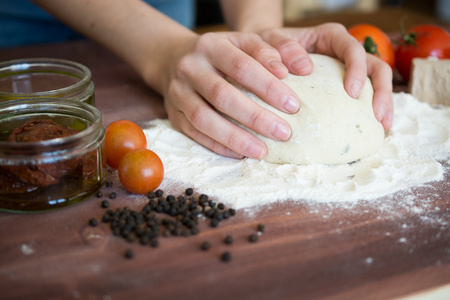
[225,32,289,80]
[175,53,291,145]
[260,28,314,75]
[165,80,268,159]
[201,33,300,115]
[366,54,394,130]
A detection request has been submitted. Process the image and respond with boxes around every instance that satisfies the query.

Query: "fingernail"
[245,141,265,159]
[283,95,300,113]
[350,81,362,99]
[385,110,393,127]
[290,56,311,74]
[226,148,244,159]
[271,121,291,141]
[376,104,386,122]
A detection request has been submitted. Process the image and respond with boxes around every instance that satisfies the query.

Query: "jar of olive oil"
[0,58,95,105]
[0,98,106,212]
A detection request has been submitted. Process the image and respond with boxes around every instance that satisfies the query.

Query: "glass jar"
[0,58,95,105]
[0,98,106,212]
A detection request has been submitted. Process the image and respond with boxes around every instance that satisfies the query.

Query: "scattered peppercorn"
[88,218,98,227]
[124,249,134,259]
[221,251,231,262]
[93,187,239,260]
[257,224,266,233]
[96,191,103,198]
[249,234,258,243]
[105,181,113,188]
[224,235,234,245]
[155,189,164,197]
[201,241,211,251]
[210,219,219,228]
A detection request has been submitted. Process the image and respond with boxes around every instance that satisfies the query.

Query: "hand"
[162,31,302,159]
[259,23,393,130]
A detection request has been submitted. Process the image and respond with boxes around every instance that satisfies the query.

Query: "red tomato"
[395,24,450,82]
[105,120,147,168]
[348,23,395,69]
[118,149,164,194]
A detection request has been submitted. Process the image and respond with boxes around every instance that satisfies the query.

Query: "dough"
[230,54,385,165]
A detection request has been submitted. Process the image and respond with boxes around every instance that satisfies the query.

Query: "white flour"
[141,93,449,210]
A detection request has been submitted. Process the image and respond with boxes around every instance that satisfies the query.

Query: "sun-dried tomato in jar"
[0,99,106,212]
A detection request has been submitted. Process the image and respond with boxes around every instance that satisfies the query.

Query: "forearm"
[219,0,283,32]
[33,0,197,94]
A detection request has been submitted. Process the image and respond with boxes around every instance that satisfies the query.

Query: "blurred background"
[196,0,450,32]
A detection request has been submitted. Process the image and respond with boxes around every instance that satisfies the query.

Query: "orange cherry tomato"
[105,120,147,168]
[118,149,164,194]
[348,23,395,70]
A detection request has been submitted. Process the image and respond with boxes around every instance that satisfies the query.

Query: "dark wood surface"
[1,14,450,300]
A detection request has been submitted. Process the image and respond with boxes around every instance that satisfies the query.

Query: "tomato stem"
[363,36,380,57]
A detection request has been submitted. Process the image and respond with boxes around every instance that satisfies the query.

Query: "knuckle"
[247,109,265,130]
[323,22,346,33]
[195,32,216,49]
[209,82,232,112]
[189,105,210,131]
[230,56,252,82]
[225,129,241,151]
[175,56,193,79]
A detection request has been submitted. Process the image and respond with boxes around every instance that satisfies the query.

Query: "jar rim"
[0,58,92,98]
[0,98,102,155]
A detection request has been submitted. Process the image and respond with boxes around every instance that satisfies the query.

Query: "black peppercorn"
[224,235,234,245]
[185,188,194,196]
[109,192,117,199]
[228,208,236,216]
[221,251,231,262]
[88,218,98,227]
[101,200,110,208]
[124,249,134,259]
[105,181,113,187]
[155,189,164,197]
[210,219,219,228]
[200,241,211,251]
[96,191,103,198]
[257,224,266,233]
[249,234,258,243]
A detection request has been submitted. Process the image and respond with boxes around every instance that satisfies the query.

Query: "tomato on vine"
[348,23,395,70]
[105,120,147,168]
[395,24,450,82]
[118,149,164,194]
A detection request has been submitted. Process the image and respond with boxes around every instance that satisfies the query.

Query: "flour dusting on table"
[141,93,449,210]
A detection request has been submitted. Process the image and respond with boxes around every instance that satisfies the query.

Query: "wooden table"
[1,26,449,300]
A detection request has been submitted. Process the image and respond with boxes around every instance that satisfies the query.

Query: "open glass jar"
[0,58,95,105]
[0,98,106,212]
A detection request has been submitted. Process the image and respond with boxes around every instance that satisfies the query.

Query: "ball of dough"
[231,54,385,165]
